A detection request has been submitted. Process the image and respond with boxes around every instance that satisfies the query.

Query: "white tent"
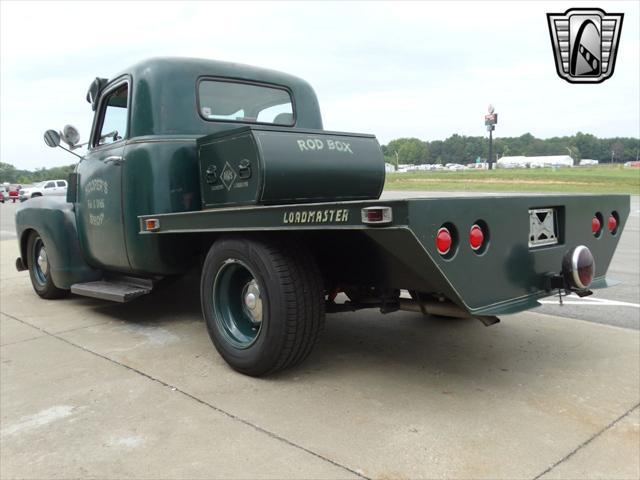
[497,155,574,168]
[579,159,599,166]
[496,156,528,168]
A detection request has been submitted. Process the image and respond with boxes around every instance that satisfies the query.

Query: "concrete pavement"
[1,236,639,479]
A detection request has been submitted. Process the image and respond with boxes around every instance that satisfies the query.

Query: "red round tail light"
[436,227,452,255]
[469,224,484,251]
[607,214,618,233]
[591,216,601,234]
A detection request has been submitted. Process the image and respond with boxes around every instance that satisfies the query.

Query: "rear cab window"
[198,80,294,126]
[56,181,67,187]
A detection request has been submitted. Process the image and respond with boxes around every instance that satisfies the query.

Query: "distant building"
[579,159,599,166]
[385,163,396,173]
[497,155,574,168]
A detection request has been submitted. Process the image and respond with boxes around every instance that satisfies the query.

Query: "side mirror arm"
[57,144,84,160]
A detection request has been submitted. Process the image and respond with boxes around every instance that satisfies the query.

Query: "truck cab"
[73,58,324,275]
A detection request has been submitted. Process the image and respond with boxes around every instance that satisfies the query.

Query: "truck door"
[76,78,130,270]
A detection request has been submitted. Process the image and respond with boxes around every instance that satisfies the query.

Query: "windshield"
[198,80,294,126]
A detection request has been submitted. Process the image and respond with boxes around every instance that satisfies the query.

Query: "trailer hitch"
[544,273,593,306]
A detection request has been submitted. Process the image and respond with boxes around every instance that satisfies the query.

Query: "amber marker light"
[145,219,160,231]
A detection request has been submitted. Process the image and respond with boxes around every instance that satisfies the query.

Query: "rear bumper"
[395,194,629,315]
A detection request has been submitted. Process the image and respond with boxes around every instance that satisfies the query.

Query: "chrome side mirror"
[44,130,61,148]
[61,125,80,147]
[43,128,83,160]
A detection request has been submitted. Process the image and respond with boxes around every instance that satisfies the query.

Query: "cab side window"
[96,83,128,146]
[56,181,66,187]
[44,182,55,189]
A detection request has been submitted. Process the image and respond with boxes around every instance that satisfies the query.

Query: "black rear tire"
[201,236,325,376]
[26,232,69,299]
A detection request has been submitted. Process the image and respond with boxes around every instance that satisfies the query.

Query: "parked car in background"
[445,163,466,171]
[7,185,21,203]
[19,180,68,202]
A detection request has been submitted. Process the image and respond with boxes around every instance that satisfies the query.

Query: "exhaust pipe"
[398,298,499,326]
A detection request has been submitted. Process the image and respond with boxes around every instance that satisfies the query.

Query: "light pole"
[485,105,497,170]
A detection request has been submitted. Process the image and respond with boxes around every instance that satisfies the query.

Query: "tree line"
[381,133,639,166]
[0,162,76,185]
[1,132,639,184]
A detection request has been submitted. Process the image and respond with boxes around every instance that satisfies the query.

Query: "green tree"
[0,162,75,185]
[386,138,430,165]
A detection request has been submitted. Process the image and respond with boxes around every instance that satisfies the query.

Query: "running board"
[70,277,154,303]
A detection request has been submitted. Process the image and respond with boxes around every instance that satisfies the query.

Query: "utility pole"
[393,150,399,171]
[488,129,493,170]
[485,105,497,170]
[565,146,574,165]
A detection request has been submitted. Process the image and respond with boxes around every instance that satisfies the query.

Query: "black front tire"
[26,232,68,299]
[201,236,325,376]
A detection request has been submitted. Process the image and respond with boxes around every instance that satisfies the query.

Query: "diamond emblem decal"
[220,162,237,191]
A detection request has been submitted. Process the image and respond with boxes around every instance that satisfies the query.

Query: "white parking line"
[539,294,640,308]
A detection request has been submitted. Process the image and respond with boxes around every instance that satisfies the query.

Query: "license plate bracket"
[529,208,558,247]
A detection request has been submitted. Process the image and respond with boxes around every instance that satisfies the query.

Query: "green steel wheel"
[213,260,263,349]
[201,236,325,376]
[26,232,68,299]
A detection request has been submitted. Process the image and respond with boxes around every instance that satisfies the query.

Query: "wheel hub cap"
[212,260,264,349]
[242,280,262,323]
[37,247,48,275]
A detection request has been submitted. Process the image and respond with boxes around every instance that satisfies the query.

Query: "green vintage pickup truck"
[16,58,629,376]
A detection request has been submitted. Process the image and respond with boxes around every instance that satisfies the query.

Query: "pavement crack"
[2,312,370,480]
[0,319,112,347]
[1,335,47,347]
[532,402,640,479]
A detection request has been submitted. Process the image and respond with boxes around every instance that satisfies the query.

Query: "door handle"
[104,156,124,166]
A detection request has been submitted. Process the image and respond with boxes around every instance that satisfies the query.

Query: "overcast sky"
[1,0,638,170]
